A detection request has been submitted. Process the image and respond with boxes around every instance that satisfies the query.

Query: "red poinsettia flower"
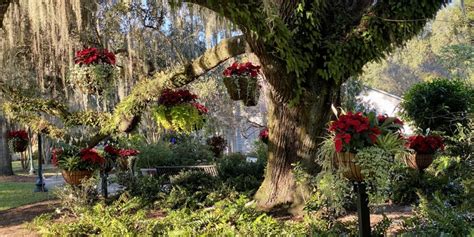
[51,148,63,166]
[104,145,120,156]
[406,135,444,154]
[191,102,209,114]
[118,149,140,157]
[74,47,116,66]
[329,112,381,153]
[80,148,105,165]
[7,130,28,140]
[158,89,199,107]
[223,62,261,78]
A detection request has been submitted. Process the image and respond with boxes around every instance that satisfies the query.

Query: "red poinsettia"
[74,47,116,66]
[223,62,261,78]
[51,148,63,166]
[7,130,28,141]
[329,112,381,153]
[406,135,444,154]
[118,148,140,157]
[377,114,404,133]
[158,89,198,107]
[377,114,403,126]
[104,145,120,156]
[80,148,105,165]
[259,128,269,144]
[191,102,209,114]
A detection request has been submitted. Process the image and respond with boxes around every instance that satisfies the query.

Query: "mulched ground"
[0,200,59,237]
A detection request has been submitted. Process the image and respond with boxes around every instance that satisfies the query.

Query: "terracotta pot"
[405,153,433,171]
[62,170,93,185]
[335,152,364,181]
[13,139,28,153]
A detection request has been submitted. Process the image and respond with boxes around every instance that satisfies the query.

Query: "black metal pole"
[101,170,108,198]
[34,133,47,192]
[355,182,370,237]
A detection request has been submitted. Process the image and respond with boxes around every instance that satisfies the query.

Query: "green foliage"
[355,146,393,199]
[152,104,205,133]
[160,170,236,210]
[217,153,266,193]
[32,194,160,236]
[400,78,474,135]
[54,177,100,216]
[135,139,214,168]
[68,64,118,95]
[402,193,474,236]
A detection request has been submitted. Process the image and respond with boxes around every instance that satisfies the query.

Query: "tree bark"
[254,62,340,215]
[0,115,13,176]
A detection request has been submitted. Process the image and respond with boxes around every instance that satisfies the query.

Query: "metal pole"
[101,171,108,198]
[354,182,370,237]
[27,128,35,175]
[34,133,47,192]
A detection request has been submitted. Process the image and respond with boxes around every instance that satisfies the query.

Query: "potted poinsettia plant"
[405,134,444,170]
[152,89,208,133]
[52,145,105,185]
[223,62,261,106]
[7,130,29,153]
[328,111,382,181]
[69,47,117,94]
[259,128,269,145]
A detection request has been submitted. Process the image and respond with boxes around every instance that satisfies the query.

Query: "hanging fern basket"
[223,76,260,106]
[69,64,116,95]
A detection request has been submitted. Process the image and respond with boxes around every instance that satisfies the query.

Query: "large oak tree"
[0,0,447,214]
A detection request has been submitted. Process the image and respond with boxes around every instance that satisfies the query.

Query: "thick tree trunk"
[254,68,340,215]
[0,115,13,176]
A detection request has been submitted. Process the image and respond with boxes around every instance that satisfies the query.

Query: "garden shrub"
[217,153,266,193]
[135,138,214,168]
[170,138,214,165]
[32,194,161,236]
[402,193,474,236]
[400,78,474,135]
[135,142,174,168]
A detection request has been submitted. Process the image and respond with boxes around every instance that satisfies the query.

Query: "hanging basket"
[69,64,116,95]
[335,152,364,182]
[405,153,433,171]
[62,170,93,185]
[12,139,28,153]
[223,76,260,106]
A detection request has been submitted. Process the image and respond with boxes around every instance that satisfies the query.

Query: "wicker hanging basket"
[405,153,433,171]
[335,152,364,181]
[223,76,260,106]
[62,170,93,185]
[13,140,28,153]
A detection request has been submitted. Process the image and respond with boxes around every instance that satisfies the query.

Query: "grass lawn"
[12,160,59,177]
[0,182,55,211]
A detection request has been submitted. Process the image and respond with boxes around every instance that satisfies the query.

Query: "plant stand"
[354,182,370,237]
[101,171,108,198]
[34,133,47,192]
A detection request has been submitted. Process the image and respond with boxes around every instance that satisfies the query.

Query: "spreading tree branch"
[1,35,250,146]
